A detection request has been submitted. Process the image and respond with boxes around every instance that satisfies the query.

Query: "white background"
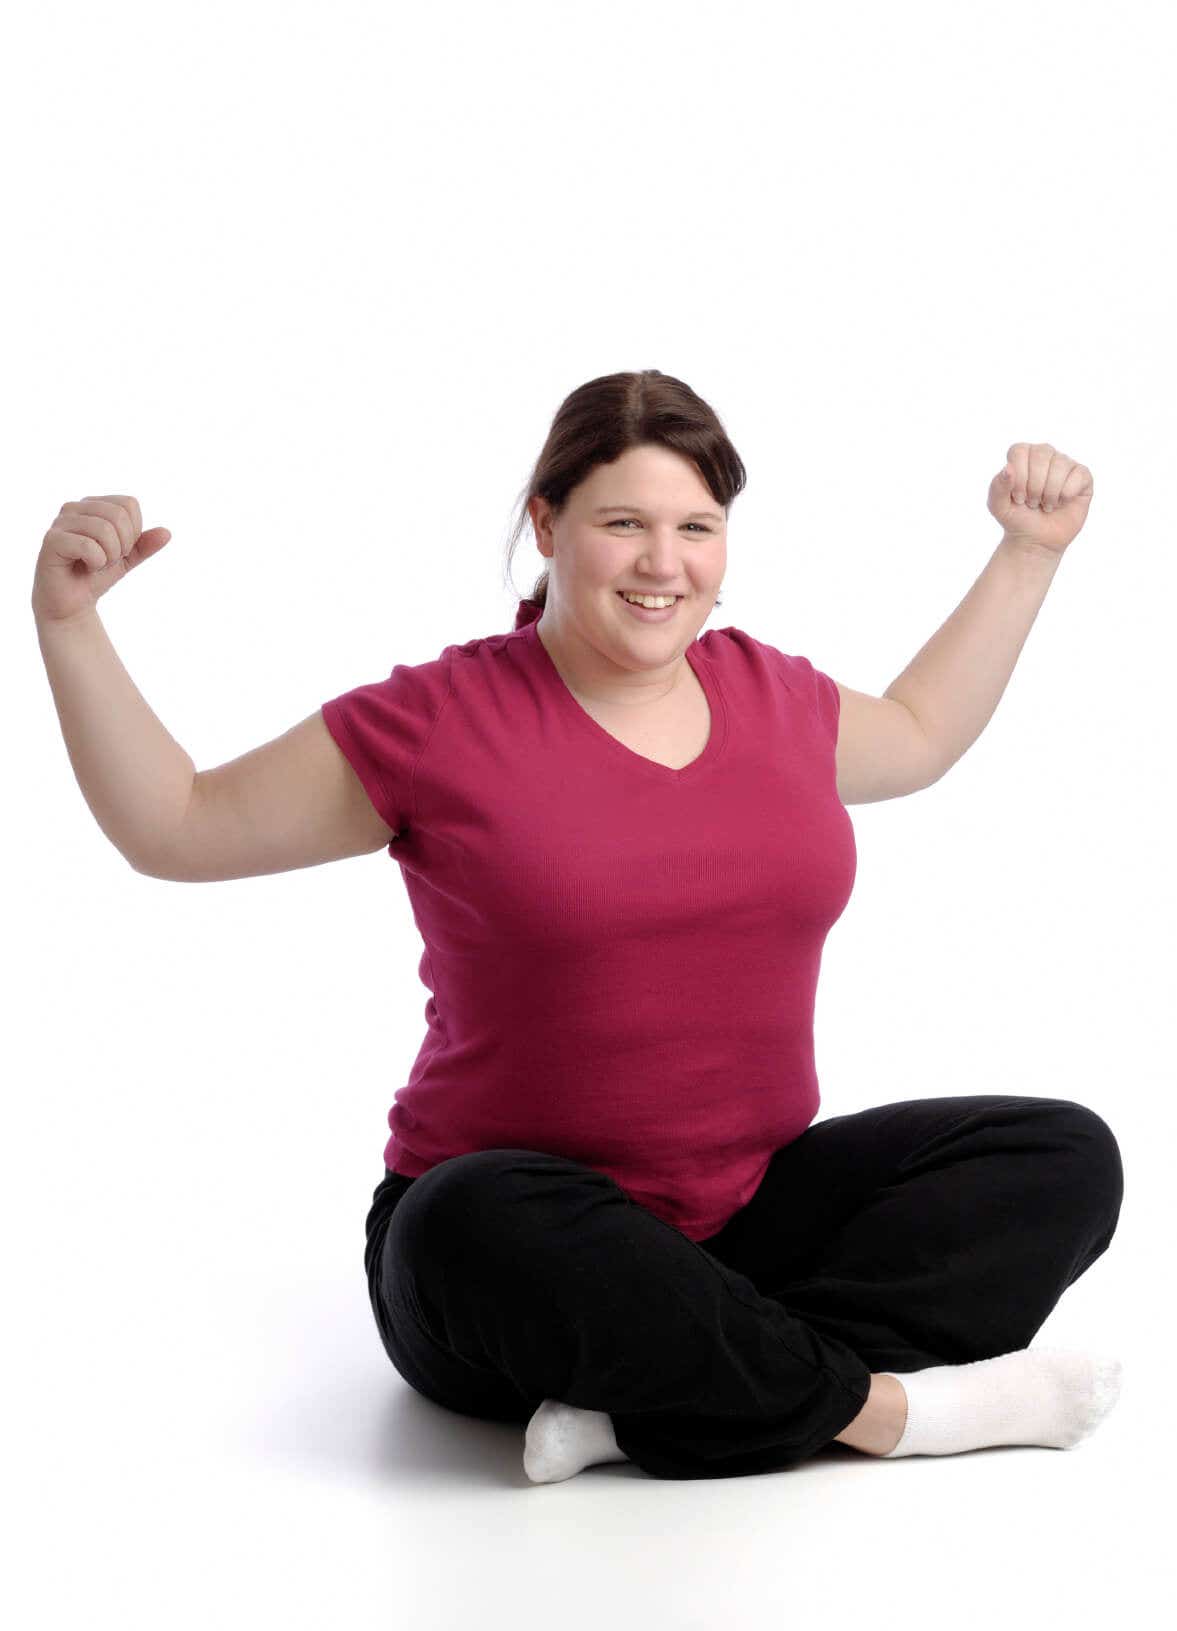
[4,0,1170,1625]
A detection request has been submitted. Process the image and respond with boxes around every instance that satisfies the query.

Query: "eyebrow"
[592,504,723,522]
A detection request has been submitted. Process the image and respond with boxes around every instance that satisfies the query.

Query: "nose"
[637,529,689,574]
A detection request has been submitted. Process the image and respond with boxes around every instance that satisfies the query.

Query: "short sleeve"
[788,653,841,747]
[742,632,840,748]
[321,649,454,836]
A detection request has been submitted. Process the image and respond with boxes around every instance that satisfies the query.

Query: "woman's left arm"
[882,442,1094,783]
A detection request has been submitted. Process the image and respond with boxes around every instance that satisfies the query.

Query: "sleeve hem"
[321,699,400,836]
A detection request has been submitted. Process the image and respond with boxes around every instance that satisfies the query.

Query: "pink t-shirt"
[321,597,855,1242]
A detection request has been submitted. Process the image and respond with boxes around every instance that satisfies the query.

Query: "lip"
[616,590,683,623]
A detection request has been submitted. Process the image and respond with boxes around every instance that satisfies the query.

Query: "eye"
[607,519,709,531]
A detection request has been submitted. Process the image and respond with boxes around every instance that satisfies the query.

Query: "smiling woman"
[510,437,731,707]
[503,368,741,618]
[36,360,1124,1492]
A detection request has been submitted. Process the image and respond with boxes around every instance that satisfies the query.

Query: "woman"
[32,369,1123,1483]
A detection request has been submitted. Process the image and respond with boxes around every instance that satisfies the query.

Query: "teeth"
[621,592,677,608]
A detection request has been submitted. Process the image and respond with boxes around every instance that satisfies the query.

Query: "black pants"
[363,1094,1124,1480]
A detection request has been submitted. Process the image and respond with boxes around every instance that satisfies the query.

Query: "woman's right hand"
[32,495,172,626]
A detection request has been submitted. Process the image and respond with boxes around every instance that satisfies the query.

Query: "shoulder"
[698,626,837,716]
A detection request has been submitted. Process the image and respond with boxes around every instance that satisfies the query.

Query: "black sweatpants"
[362,1094,1123,1480]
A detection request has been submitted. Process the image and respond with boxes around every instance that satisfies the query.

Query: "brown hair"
[503,369,746,613]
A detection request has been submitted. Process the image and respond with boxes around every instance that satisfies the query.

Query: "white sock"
[523,1399,631,1484]
[879,1346,1124,1458]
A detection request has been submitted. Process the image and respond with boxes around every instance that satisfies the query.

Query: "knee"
[403,1148,529,1237]
[398,1147,603,1257]
[1046,1100,1125,1222]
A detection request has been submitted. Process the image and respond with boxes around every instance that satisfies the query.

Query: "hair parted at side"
[503,369,746,614]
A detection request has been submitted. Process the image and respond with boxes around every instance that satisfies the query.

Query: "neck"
[535,609,686,709]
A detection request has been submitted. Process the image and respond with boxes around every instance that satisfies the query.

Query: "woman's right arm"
[33,495,397,882]
[35,607,200,872]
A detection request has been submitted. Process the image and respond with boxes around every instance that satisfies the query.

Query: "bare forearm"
[883,536,1062,781]
[35,608,197,869]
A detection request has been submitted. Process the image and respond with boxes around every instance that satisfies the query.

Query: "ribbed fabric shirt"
[321,596,856,1242]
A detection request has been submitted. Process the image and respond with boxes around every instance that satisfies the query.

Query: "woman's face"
[529,444,727,671]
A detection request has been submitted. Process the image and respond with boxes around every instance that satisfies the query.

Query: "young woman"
[32,369,1122,1483]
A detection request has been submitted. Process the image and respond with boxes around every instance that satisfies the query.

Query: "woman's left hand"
[988,442,1095,558]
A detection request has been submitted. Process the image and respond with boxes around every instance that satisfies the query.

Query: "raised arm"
[33,495,396,883]
[143,710,398,882]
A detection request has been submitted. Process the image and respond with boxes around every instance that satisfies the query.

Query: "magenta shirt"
[321,597,855,1242]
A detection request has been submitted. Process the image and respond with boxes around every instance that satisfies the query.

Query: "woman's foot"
[523,1399,631,1483]
[877,1348,1124,1457]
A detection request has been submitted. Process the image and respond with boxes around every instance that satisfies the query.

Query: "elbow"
[125,846,184,882]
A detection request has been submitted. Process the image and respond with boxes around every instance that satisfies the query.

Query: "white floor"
[6,1146,1161,1631]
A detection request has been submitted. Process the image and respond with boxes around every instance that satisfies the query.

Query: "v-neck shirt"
[321,597,855,1242]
